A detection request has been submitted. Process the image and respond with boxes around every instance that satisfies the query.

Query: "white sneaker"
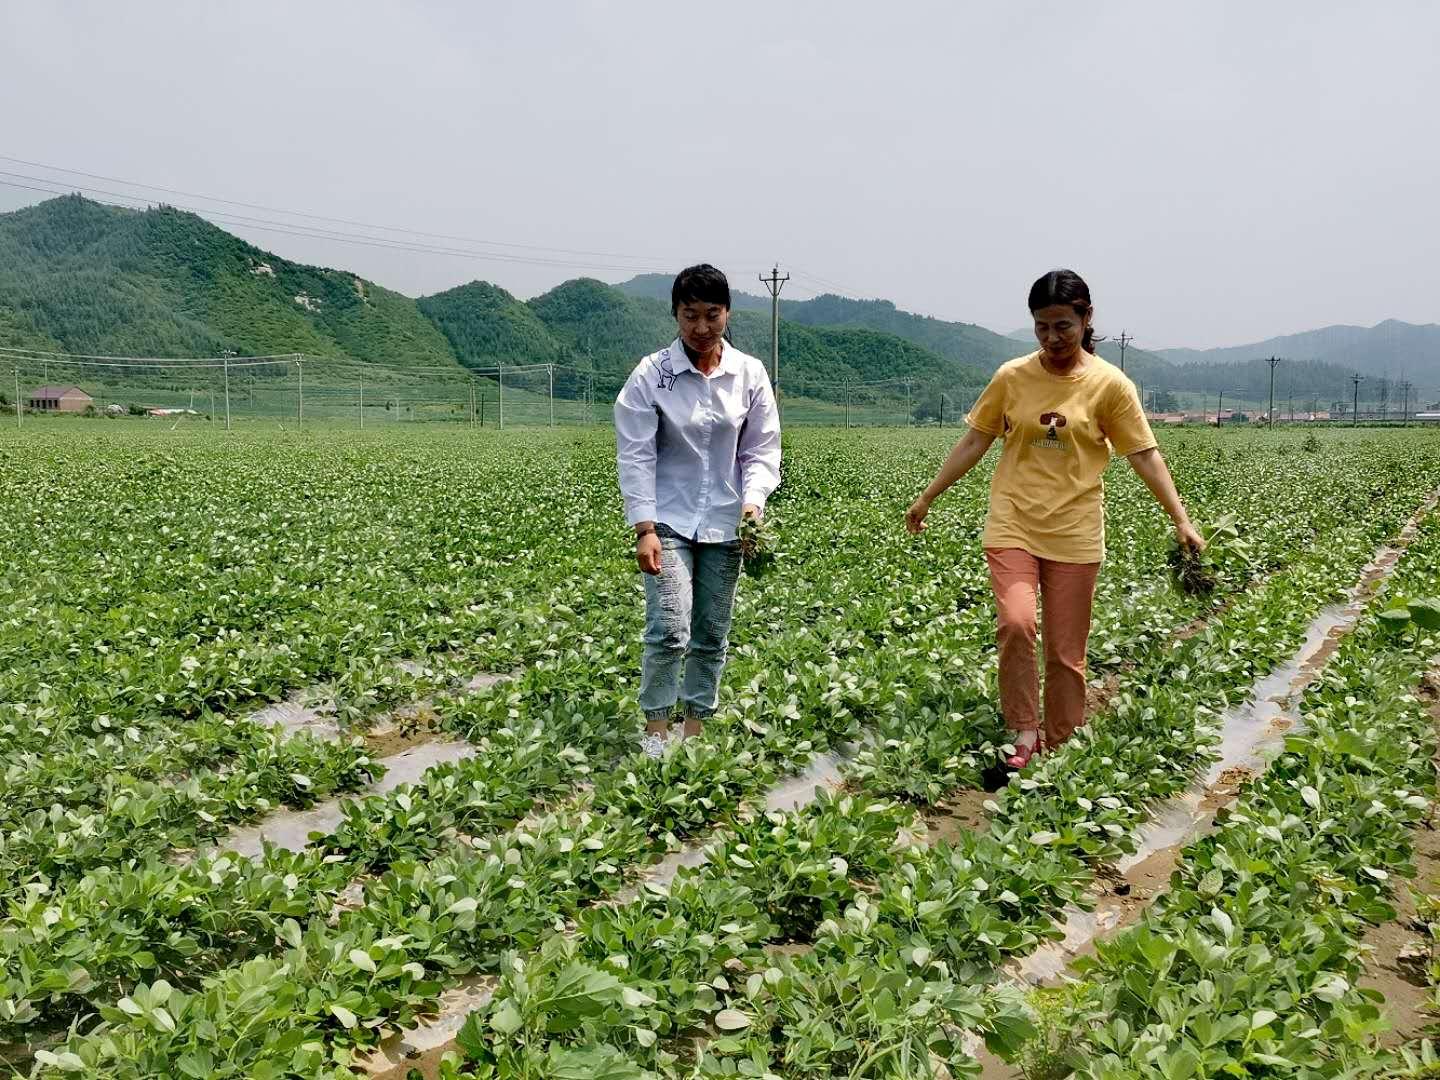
[640,731,669,759]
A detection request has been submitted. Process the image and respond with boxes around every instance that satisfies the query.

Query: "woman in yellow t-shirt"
[905,269,1204,769]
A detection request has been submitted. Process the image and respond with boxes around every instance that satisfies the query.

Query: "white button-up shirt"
[614,338,782,542]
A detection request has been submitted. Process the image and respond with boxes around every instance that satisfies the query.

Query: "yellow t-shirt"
[965,351,1156,563]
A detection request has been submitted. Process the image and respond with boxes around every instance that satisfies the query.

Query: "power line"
[0,344,297,364]
[0,172,686,275]
[0,153,703,266]
[788,265,872,300]
[0,157,855,300]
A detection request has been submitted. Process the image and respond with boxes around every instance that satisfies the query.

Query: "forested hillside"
[0,195,462,373]
[2,196,1427,413]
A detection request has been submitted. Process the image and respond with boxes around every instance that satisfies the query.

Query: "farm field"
[4,422,1440,1079]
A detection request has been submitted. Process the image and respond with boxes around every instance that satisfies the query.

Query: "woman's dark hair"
[671,264,731,316]
[1028,269,1095,353]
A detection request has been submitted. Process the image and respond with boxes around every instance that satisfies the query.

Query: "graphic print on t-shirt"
[1032,410,1068,451]
[655,350,679,392]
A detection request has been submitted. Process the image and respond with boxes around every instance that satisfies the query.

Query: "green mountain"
[0,198,986,411]
[1158,320,1440,384]
[416,280,563,369]
[620,274,1177,381]
[3,196,1427,418]
[618,273,1018,372]
[0,195,462,376]
[422,276,990,400]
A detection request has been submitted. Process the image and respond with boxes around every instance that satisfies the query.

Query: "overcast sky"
[1,1,1435,349]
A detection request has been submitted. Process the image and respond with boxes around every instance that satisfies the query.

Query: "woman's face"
[676,301,729,356]
[1032,303,1091,362]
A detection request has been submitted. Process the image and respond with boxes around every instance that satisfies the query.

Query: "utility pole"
[845,384,851,429]
[758,266,789,408]
[905,380,912,426]
[1216,388,1225,426]
[14,366,20,428]
[1402,380,1412,427]
[497,363,505,431]
[1351,372,1363,428]
[1265,356,1282,429]
[470,382,476,428]
[296,356,304,430]
[1116,330,1133,374]
[548,364,555,428]
[359,377,365,429]
[222,351,232,432]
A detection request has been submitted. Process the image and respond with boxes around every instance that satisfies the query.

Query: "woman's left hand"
[742,503,762,521]
[1176,520,1206,551]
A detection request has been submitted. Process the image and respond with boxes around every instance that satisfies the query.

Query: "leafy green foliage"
[7,424,1440,1078]
[0,195,461,371]
[1067,515,1440,1078]
[736,514,778,578]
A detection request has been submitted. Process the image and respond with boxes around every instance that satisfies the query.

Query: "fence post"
[210,390,215,427]
[470,382,476,428]
[13,367,20,429]
[359,376,365,429]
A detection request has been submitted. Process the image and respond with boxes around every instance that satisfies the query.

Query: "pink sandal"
[1005,738,1039,770]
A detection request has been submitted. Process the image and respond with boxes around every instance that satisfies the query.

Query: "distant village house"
[27,386,93,413]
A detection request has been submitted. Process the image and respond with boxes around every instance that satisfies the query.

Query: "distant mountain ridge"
[1157,320,1440,382]
[0,197,988,407]
[1,196,1431,412]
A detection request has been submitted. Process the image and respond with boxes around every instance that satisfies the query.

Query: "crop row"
[1061,514,1440,1078]
[1,429,1402,770]
[417,477,1438,1078]
[7,438,1423,1053]
[6,433,1426,909]
[22,456,1433,1078]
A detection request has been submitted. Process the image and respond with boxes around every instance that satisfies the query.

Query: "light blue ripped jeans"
[640,523,743,723]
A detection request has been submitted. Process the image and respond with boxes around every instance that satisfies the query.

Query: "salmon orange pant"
[984,547,1101,748]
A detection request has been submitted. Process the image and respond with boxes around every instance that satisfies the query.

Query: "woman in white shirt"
[614,265,782,757]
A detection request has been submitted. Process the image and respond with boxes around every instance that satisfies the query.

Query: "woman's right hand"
[905,496,931,534]
[636,532,663,575]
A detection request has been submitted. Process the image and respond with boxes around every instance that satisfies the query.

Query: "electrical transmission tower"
[759,266,789,407]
